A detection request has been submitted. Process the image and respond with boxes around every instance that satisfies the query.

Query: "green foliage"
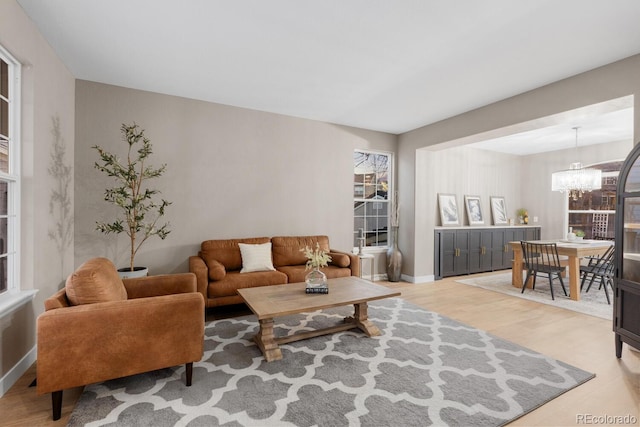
[93,123,171,271]
[574,229,586,237]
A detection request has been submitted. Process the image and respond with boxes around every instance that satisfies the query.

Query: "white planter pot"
[117,267,149,279]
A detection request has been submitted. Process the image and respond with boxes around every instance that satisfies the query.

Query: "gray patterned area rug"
[67,298,594,427]
[456,272,612,320]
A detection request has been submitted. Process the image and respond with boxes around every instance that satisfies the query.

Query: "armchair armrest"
[189,255,209,304]
[329,248,359,277]
[123,272,197,299]
[37,292,205,395]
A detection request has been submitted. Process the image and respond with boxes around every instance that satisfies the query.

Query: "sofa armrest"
[36,293,205,395]
[330,248,359,277]
[189,255,209,304]
[123,273,197,299]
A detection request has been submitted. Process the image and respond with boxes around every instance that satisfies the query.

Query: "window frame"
[0,44,29,319]
[353,149,394,252]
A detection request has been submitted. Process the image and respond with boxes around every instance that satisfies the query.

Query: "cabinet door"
[614,141,640,356]
[470,230,492,273]
[490,229,507,270]
[501,228,519,269]
[438,230,470,277]
[454,230,470,275]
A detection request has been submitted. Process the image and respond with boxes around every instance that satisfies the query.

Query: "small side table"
[358,253,375,281]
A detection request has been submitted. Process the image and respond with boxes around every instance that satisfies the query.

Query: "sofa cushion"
[272,235,331,267]
[201,237,271,271]
[208,270,288,298]
[239,242,276,273]
[65,258,128,305]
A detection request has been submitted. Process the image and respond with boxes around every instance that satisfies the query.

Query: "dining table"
[509,239,614,301]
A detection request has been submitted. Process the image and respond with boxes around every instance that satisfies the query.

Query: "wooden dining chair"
[520,241,568,300]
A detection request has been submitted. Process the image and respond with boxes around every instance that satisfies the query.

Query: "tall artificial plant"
[93,123,171,271]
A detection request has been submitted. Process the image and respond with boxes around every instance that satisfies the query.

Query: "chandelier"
[551,127,601,201]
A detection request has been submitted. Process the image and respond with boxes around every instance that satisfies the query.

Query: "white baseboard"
[401,274,435,283]
[372,273,435,283]
[0,345,36,397]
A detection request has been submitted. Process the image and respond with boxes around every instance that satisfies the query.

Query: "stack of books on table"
[305,286,329,294]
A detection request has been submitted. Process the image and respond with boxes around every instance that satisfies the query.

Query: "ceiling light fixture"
[551,126,602,201]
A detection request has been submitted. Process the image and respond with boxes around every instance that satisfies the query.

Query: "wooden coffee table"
[237,276,401,362]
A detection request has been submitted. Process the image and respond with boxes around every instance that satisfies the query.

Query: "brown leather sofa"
[36,258,205,420]
[189,235,359,308]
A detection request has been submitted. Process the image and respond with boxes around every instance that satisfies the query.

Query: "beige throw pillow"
[239,242,276,273]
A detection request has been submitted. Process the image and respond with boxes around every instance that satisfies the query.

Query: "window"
[567,161,622,239]
[354,150,392,249]
[0,45,20,298]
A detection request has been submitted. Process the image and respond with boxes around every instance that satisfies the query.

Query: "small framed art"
[464,195,484,226]
[438,193,460,226]
[490,196,508,226]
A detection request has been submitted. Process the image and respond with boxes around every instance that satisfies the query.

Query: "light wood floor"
[2,271,639,426]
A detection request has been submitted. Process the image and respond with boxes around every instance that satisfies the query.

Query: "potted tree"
[93,123,171,277]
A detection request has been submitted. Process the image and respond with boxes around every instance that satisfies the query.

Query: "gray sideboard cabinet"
[435,226,541,279]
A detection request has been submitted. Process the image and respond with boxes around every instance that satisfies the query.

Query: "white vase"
[118,267,149,279]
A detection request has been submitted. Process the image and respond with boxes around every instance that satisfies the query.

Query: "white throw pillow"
[239,242,276,273]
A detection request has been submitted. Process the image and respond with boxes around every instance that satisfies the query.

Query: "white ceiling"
[16,0,640,147]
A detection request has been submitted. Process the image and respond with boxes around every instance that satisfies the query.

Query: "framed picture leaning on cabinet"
[490,196,508,225]
[438,193,460,226]
[464,195,484,225]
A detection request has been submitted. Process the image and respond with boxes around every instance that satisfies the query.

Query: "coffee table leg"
[254,318,282,362]
[347,302,381,337]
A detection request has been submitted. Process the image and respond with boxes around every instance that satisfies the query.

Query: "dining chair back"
[520,241,568,300]
[580,244,615,304]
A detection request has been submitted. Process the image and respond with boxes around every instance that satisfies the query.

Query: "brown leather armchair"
[36,258,205,420]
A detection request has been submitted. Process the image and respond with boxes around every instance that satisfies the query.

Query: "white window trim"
[0,45,28,319]
[353,149,394,253]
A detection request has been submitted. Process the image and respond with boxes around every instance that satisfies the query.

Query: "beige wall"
[0,1,75,392]
[74,81,397,274]
[400,54,640,281]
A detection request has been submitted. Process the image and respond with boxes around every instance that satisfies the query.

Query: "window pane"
[0,59,7,98]
[568,212,614,240]
[0,59,7,174]
[0,99,7,140]
[567,161,621,240]
[0,181,6,216]
[0,136,7,174]
[0,257,5,293]
[0,218,8,292]
[625,157,640,192]
[623,196,640,282]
